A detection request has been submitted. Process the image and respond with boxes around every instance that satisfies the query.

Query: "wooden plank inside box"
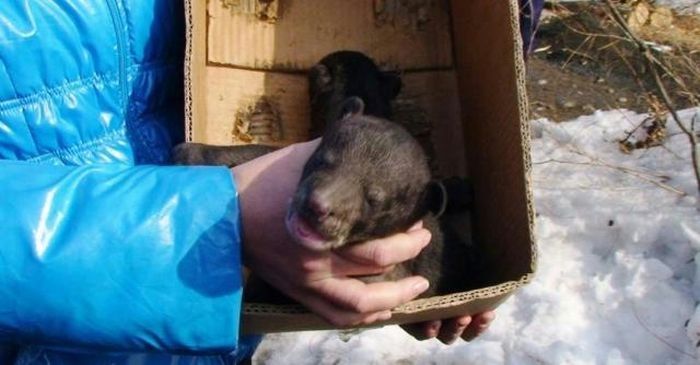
[184,0,536,335]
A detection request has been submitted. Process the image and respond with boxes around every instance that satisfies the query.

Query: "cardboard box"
[184,0,536,336]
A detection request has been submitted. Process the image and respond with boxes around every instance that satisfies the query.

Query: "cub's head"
[286,98,439,251]
[308,50,402,138]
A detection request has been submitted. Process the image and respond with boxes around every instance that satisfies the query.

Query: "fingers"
[473,311,496,334]
[314,276,429,314]
[437,316,472,344]
[288,275,428,327]
[400,319,441,340]
[293,289,393,327]
[461,311,496,342]
[334,228,431,272]
[325,255,395,278]
[401,317,467,344]
[328,221,430,277]
[400,311,496,344]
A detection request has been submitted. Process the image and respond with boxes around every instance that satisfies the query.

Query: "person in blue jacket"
[0,0,542,363]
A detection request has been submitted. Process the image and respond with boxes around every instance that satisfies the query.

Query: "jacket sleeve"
[0,160,243,354]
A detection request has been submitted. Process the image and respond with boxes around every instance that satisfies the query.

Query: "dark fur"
[171,143,277,167]
[308,50,402,138]
[288,97,430,246]
[172,51,474,299]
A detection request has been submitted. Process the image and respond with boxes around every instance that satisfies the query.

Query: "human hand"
[232,139,432,327]
[400,311,496,344]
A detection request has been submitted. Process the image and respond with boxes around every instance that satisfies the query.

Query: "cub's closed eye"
[325,154,335,164]
[318,152,337,167]
[311,153,332,169]
[365,187,385,207]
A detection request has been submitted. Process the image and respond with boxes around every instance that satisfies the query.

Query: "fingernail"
[479,312,496,325]
[427,320,441,338]
[420,230,432,245]
[380,311,392,321]
[457,316,473,327]
[413,278,430,294]
[408,221,423,231]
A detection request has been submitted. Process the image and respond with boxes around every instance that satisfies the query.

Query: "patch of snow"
[654,0,700,14]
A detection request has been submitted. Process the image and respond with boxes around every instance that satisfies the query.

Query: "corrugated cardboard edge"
[184,0,205,143]
[505,0,538,276]
[182,0,537,334]
[240,280,521,333]
[184,0,194,142]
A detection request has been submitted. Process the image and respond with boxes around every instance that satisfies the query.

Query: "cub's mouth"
[285,209,347,251]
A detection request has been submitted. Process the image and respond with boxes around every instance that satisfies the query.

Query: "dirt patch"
[527,1,700,122]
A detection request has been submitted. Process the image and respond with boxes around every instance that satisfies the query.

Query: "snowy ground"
[253,108,700,365]
[657,0,700,13]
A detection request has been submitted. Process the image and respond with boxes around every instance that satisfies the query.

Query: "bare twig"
[533,154,687,197]
[602,0,700,196]
[632,303,698,360]
[563,46,597,63]
[609,43,647,89]
[573,145,685,194]
[619,115,656,143]
[555,12,632,43]
[562,35,593,70]
[678,51,700,87]
[598,38,623,51]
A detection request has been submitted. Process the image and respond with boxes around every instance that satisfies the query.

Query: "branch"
[602,0,700,197]
[533,155,687,197]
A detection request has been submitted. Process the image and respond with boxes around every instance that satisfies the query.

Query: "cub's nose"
[308,192,332,220]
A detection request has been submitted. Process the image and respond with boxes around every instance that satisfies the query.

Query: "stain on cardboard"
[221,0,280,23]
[232,96,283,143]
[373,0,434,30]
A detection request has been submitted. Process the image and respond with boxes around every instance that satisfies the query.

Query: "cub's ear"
[424,180,448,218]
[309,63,332,95]
[340,96,365,119]
[380,70,403,101]
[440,177,474,213]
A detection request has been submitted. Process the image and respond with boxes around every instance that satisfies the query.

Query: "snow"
[655,0,700,14]
[253,107,700,365]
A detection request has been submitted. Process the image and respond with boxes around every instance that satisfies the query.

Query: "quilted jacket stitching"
[26,127,127,164]
[0,73,118,114]
[0,62,181,163]
[17,107,40,158]
[0,61,182,115]
[1,0,182,165]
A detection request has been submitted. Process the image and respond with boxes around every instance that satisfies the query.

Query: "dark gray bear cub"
[172,51,472,299]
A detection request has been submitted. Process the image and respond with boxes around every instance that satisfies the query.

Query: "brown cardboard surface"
[451,0,536,284]
[202,66,310,146]
[184,0,535,336]
[241,284,516,334]
[191,64,466,177]
[206,0,453,71]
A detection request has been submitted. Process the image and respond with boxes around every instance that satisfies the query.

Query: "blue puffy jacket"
[0,1,256,363]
